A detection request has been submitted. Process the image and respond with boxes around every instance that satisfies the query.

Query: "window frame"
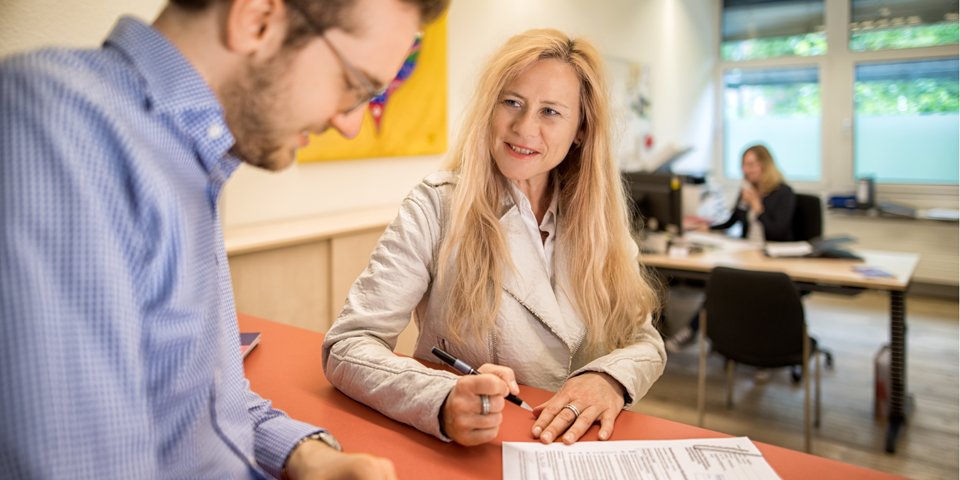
[721,63,825,183]
[715,0,959,202]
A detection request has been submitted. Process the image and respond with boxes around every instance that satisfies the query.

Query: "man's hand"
[441,363,519,446]
[284,439,396,480]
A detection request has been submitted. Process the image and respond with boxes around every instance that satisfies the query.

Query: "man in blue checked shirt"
[0,0,448,478]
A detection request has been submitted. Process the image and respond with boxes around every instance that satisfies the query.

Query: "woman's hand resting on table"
[531,372,626,444]
[440,363,520,446]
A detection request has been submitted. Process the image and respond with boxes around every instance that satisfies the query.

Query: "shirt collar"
[104,17,239,183]
[105,17,222,116]
[540,179,560,231]
[505,173,561,229]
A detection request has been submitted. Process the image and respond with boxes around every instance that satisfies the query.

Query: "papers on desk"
[763,241,813,258]
[853,265,895,278]
[917,208,960,221]
[681,231,757,252]
[502,436,780,480]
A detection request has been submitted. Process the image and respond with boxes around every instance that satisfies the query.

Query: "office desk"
[239,314,901,479]
[641,239,919,453]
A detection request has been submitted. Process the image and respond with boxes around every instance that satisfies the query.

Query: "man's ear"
[224,0,285,55]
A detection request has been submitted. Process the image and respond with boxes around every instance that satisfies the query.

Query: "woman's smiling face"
[490,58,582,185]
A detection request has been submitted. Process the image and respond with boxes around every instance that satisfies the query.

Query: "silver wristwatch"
[281,430,344,479]
[304,430,342,452]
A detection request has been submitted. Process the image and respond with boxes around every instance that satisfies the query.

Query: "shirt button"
[207,124,224,139]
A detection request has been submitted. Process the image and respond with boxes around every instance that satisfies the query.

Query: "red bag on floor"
[874,344,890,420]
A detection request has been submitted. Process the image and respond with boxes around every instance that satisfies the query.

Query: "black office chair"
[696,267,828,453]
[789,193,837,371]
[792,193,823,242]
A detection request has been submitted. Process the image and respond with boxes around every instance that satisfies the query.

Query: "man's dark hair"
[169,0,217,9]
[285,0,447,48]
[170,0,449,47]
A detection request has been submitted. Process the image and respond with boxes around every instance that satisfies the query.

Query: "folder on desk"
[764,241,813,257]
[765,236,862,260]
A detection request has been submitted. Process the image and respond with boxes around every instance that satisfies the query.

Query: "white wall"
[0,0,718,228]
[222,0,719,227]
[0,0,165,51]
[642,0,719,175]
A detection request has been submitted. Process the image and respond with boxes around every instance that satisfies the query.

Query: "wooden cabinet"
[225,207,421,355]
[330,229,385,322]
[230,241,330,332]
[225,207,395,332]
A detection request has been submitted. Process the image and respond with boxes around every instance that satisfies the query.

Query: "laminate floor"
[635,291,959,479]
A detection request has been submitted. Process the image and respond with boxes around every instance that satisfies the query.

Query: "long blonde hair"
[438,29,659,356]
[744,144,785,195]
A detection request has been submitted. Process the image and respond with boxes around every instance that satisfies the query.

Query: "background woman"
[709,144,796,242]
[667,144,797,353]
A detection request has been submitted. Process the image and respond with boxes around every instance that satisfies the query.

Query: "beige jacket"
[322,172,666,440]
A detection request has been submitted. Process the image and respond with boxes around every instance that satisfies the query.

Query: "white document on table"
[681,231,758,253]
[763,241,813,258]
[502,436,781,480]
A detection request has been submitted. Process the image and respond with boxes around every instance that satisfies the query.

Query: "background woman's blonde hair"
[743,144,785,195]
[438,29,660,357]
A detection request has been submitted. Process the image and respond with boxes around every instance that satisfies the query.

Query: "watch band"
[305,430,342,452]
[281,430,343,479]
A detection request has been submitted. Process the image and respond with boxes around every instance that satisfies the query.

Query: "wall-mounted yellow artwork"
[297,15,448,163]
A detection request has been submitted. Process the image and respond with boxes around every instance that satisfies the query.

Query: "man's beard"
[222,54,297,172]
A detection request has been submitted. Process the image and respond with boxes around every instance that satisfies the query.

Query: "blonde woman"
[322,29,665,447]
[667,145,797,353]
[710,144,796,242]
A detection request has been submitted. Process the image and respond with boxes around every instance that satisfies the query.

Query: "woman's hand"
[741,187,764,213]
[441,364,520,446]
[683,216,710,232]
[531,372,626,444]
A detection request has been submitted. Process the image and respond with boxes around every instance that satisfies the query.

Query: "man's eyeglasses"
[320,36,385,113]
[286,1,386,113]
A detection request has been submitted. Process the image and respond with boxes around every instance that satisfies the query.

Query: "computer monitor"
[623,172,683,235]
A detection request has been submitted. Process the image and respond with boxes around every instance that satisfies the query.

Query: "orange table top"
[240,314,902,479]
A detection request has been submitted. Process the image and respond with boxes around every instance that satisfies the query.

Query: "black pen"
[432,346,533,411]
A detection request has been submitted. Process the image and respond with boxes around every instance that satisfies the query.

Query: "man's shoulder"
[2,47,97,85]
[1,47,137,114]
[0,48,156,196]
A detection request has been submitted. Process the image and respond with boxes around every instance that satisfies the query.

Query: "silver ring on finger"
[480,394,490,415]
[563,403,581,419]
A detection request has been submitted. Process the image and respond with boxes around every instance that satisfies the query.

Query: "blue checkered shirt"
[0,17,319,479]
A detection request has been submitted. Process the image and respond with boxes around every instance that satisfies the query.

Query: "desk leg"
[885,290,907,454]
